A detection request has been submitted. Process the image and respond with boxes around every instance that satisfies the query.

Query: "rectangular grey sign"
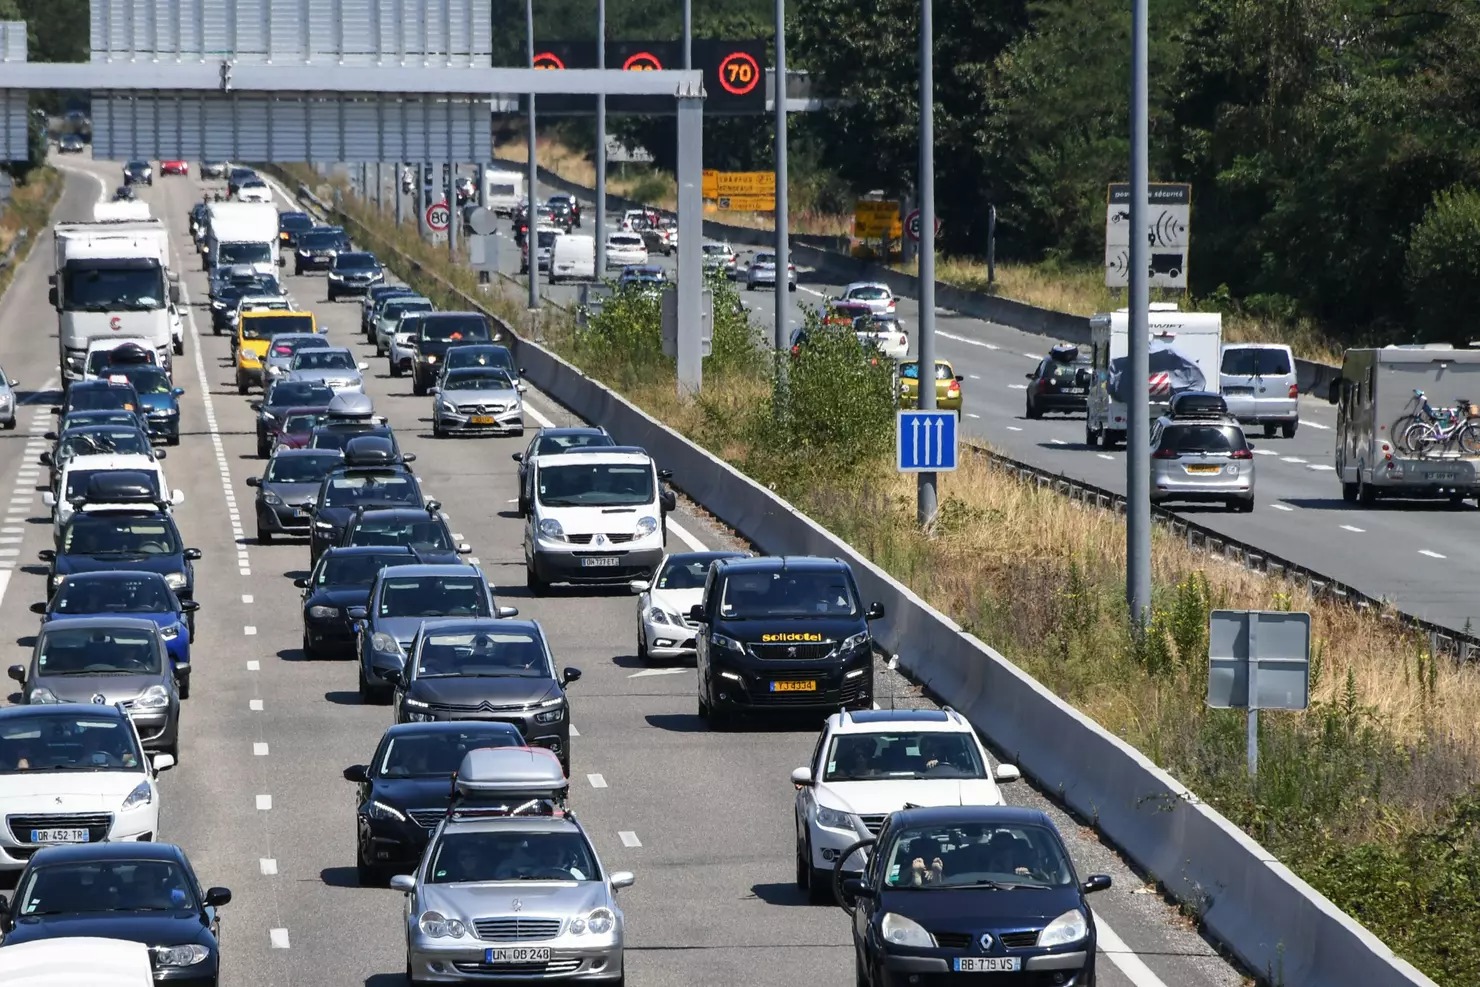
[1206,609,1311,712]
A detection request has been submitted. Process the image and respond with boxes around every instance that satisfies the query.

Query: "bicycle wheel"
[1390,415,1420,453]
[1460,423,1480,456]
[1402,421,1435,457]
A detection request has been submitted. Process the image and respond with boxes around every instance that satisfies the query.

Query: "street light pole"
[916,0,938,525]
[683,0,693,69]
[526,0,540,311]
[772,0,789,353]
[594,0,607,274]
[1126,0,1152,624]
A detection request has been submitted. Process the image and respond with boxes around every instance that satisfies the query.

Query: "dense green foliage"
[1405,186,1480,343]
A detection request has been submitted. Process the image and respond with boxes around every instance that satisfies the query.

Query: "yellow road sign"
[717,194,776,212]
[702,169,718,198]
[715,171,776,196]
[854,199,901,238]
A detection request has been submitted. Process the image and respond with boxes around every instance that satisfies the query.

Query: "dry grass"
[0,167,63,296]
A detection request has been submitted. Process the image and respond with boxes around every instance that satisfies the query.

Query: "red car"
[269,406,329,451]
[160,160,190,176]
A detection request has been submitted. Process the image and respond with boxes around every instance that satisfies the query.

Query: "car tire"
[856,951,869,987]
[1,418,13,431]
[327,290,337,302]
[237,378,248,396]
[406,955,432,987]
[167,435,180,447]
[257,438,270,458]
[173,339,184,356]
[637,625,649,662]
[389,361,402,378]
[803,835,831,904]
[1025,397,1041,420]
[302,632,318,661]
[177,673,190,700]
[1282,421,1298,438]
[525,558,547,596]
[412,375,427,397]
[432,421,445,438]
[258,526,272,544]
[789,283,797,292]
[356,853,380,888]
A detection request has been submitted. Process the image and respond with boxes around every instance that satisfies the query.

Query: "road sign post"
[896,410,958,473]
[1206,609,1311,780]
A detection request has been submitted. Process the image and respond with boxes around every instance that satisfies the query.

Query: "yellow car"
[236,309,318,394]
[897,359,964,412]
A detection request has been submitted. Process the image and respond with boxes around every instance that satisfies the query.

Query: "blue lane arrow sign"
[897,409,959,473]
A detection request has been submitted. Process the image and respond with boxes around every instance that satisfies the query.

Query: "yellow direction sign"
[702,169,719,198]
[717,194,776,212]
[854,199,901,239]
[715,171,775,196]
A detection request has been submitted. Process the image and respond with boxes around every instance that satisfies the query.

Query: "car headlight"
[815,805,855,832]
[418,911,466,938]
[367,800,406,822]
[29,687,60,704]
[635,515,658,537]
[308,605,338,619]
[533,700,565,724]
[841,631,870,652]
[159,624,180,641]
[263,491,285,507]
[1038,908,1088,947]
[121,780,153,811]
[570,906,615,936]
[424,354,437,364]
[329,273,344,280]
[403,696,429,709]
[881,912,936,949]
[646,607,670,625]
[50,574,66,590]
[371,632,404,656]
[538,518,564,541]
[152,945,209,967]
[165,572,187,590]
[134,684,170,710]
[712,633,744,653]
[440,402,457,414]
[315,520,334,530]
[158,406,178,416]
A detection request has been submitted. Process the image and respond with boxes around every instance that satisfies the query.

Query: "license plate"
[1186,465,1221,474]
[470,415,496,425]
[771,680,817,692]
[486,947,550,964]
[1224,386,1254,395]
[953,957,1021,973]
[1063,387,1086,394]
[1429,472,1456,481]
[32,828,89,843]
[580,557,619,567]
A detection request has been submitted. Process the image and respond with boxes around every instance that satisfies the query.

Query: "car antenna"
[887,654,899,710]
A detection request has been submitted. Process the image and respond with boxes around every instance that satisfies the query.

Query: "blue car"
[30,570,199,697]
[104,365,185,446]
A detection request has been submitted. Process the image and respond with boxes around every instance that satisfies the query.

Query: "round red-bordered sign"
[717,51,760,96]
[532,51,565,70]
[623,51,663,71]
[425,201,451,233]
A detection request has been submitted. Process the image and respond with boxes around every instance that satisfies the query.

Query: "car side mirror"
[173,387,185,396]
[49,407,60,415]
[457,543,472,554]
[511,452,523,462]
[562,666,582,686]
[41,491,55,507]
[660,490,676,513]
[496,606,520,618]
[346,606,368,620]
[245,476,261,487]
[865,602,885,621]
[293,577,309,589]
[183,548,202,560]
[343,764,369,783]
[842,878,873,900]
[7,379,15,388]
[38,452,51,466]
[171,490,185,506]
[429,386,439,395]
[425,499,440,512]
[181,600,200,613]
[658,468,673,480]
[518,367,526,376]
[993,763,1022,783]
[152,752,176,772]
[688,604,705,622]
[791,767,813,786]
[1025,372,1034,379]
[38,549,55,562]
[610,871,635,891]
[358,362,369,371]
[1082,874,1112,894]
[204,887,232,907]
[955,375,964,382]
[154,450,167,459]
[250,401,263,411]
[48,286,58,307]
[7,665,25,683]
[516,383,528,393]
[1247,443,1257,450]
[43,431,57,441]
[1326,378,1341,405]
[628,579,650,593]
[29,602,45,615]
[385,669,403,686]
[389,875,416,893]
[402,453,416,464]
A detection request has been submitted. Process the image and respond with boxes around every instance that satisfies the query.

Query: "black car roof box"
[1050,343,1080,363]
[342,434,397,467]
[1169,390,1229,418]
[78,470,159,506]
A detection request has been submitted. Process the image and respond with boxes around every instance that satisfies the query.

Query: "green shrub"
[1405,185,1480,343]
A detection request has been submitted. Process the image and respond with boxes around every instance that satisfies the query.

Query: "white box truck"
[1085,303,1223,448]
[49,217,179,382]
[1329,344,1480,504]
[482,168,526,216]
[203,200,281,276]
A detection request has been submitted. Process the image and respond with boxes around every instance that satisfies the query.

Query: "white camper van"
[482,169,526,216]
[550,234,596,283]
[1085,304,1223,449]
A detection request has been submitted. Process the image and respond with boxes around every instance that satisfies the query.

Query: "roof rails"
[444,747,572,823]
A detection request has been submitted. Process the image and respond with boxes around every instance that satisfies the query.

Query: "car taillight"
[790,345,801,356]
[1288,383,1299,398]
[1152,448,1179,459]
[1231,449,1253,460]
[887,299,896,312]
[1037,378,1049,394]
[947,381,960,394]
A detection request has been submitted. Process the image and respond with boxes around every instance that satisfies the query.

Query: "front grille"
[473,918,563,941]
[564,533,635,546]
[427,699,530,715]
[998,931,1040,949]
[857,814,887,836]
[840,675,867,707]
[748,642,835,661]
[457,403,509,415]
[934,932,973,950]
[8,813,113,844]
[452,959,581,975]
[407,808,444,829]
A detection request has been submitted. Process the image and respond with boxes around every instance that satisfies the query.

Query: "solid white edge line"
[1094,915,1171,987]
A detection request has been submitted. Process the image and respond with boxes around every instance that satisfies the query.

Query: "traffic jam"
[0,159,1116,987]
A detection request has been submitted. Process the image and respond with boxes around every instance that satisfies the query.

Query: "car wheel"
[1,418,13,431]
[412,375,427,397]
[789,282,797,292]
[167,435,180,447]
[173,339,184,356]
[1025,397,1041,420]
[302,632,317,661]
[1282,421,1298,438]
[432,421,445,438]
[358,664,381,703]
[795,829,809,889]
[389,361,402,378]
[257,438,270,458]
[636,625,649,662]
[804,835,831,904]
[258,526,272,543]
[856,950,869,987]
[237,378,248,396]
[356,854,380,888]
[525,558,547,596]
[1263,423,1277,438]
[177,673,190,700]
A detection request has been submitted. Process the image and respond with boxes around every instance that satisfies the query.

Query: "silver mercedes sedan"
[431,367,525,438]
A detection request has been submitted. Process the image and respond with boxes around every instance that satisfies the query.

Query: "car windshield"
[1222,348,1292,376]
[349,517,451,551]
[719,570,859,618]
[383,300,432,320]
[420,317,491,342]
[17,859,196,915]
[280,213,313,232]
[850,286,890,300]
[447,348,514,372]
[51,576,173,615]
[537,463,653,507]
[266,454,341,484]
[754,253,776,265]
[882,822,1074,890]
[67,387,136,413]
[62,515,179,556]
[334,253,377,270]
[62,411,138,431]
[534,433,612,456]
[243,315,315,339]
[315,552,408,587]
[269,337,330,359]
[59,430,150,459]
[281,414,321,437]
[299,231,342,248]
[292,350,356,371]
[322,473,419,508]
[218,242,272,265]
[416,629,549,678]
[37,625,161,676]
[377,576,489,618]
[115,368,172,395]
[823,731,986,782]
[429,831,598,884]
[63,267,165,312]
[0,714,144,774]
[444,371,514,391]
[610,235,642,247]
[656,555,733,590]
[64,469,160,503]
[310,425,388,452]
[702,244,728,255]
[377,729,522,777]
[1162,425,1245,454]
[899,362,953,381]
[267,381,335,409]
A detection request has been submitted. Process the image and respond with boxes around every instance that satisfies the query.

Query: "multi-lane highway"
[7,154,1246,986]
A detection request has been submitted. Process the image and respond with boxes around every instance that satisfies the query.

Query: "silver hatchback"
[1149,416,1256,511]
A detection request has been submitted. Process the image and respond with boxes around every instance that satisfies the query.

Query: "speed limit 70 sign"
[425,201,451,233]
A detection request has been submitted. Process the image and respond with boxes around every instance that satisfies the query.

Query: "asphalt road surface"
[9,153,1246,987]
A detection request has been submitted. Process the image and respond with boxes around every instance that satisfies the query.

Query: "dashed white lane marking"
[937,330,999,351]
[1252,449,1278,456]
[966,412,981,419]
[1021,352,1039,359]
[254,743,270,756]
[1302,420,1331,430]
[1419,549,1446,559]
[1281,457,1307,464]
[249,699,264,711]
[619,831,642,848]
[1006,425,1023,432]
[1095,916,1172,987]
[247,660,260,671]
[1271,504,1294,512]
[242,595,254,604]
[628,667,687,679]
[1097,453,1115,461]
[260,858,278,875]
[244,626,257,636]
[1306,464,1336,471]
[587,774,608,789]
[1009,383,1027,390]
[1049,438,1067,445]
[269,928,290,949]
[1340,524,1364,533]
[256,794,273,810]
[569,725,580,738]
[968,374,981,380]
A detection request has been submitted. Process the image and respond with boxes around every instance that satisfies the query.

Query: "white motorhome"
[482,168,526,216]
[0,937,154,987]
[50,218,179,382]
[203,201,281,276]
[1330,344,1480,504]
[1085,304,1223,449]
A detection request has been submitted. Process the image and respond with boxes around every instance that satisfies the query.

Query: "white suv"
[790,707,1020,902]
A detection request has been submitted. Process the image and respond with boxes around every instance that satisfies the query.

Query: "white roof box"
[454,747,568,801]
[326,391,375,419]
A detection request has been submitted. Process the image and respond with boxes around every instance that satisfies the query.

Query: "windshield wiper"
[87,550,151,558]
[971,880,1046,890]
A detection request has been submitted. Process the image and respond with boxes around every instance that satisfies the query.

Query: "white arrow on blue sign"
[896,410,959,472]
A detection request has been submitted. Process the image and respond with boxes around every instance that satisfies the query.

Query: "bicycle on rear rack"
[1400,389,1480,456]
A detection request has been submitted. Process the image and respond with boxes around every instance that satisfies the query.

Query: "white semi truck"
[1085,303,1224,448]
[49,216,179,383]
[203,200,281,276]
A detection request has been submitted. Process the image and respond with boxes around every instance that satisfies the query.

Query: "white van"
[550,234,595,283]
[0,937,154,987]
[523,446,676,594]
[1219,342,1300,438]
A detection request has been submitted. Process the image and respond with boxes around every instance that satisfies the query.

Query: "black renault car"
[295,545,422,659]
[388,617,578,774]
[305,466,427,564]
[43,510,201,622]
[690,556,883,728]
[343,720,525,885]
[838,805,1111,987]
[0,841,230,986]
[408,312,496,396]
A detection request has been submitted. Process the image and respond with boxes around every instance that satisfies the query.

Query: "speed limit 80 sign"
[425,201,451,233]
